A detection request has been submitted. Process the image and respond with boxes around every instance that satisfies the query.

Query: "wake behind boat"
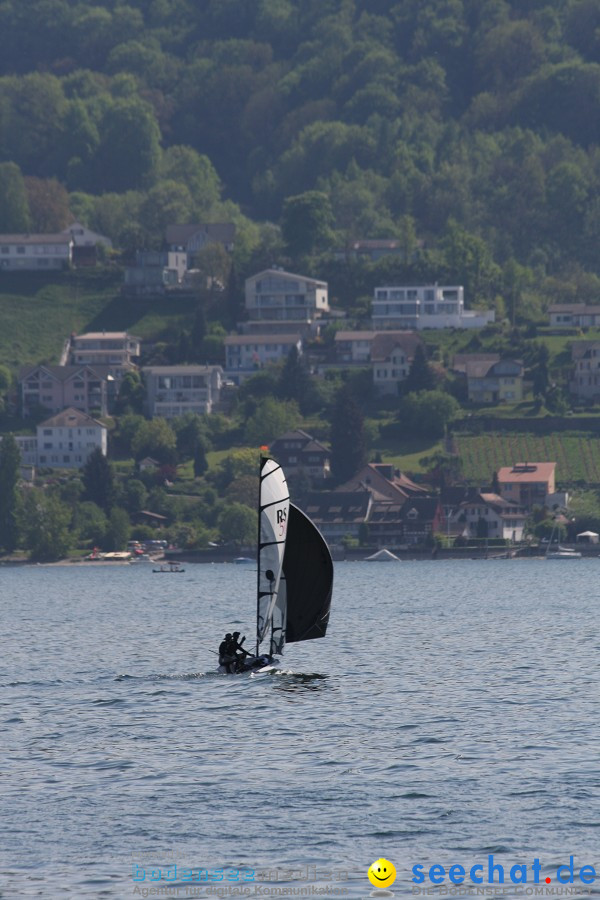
[217,455,333,674]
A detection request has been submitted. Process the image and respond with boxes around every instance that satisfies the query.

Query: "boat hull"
[217,654,278,675]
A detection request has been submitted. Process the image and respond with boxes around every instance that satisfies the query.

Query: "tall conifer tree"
[330,386,367,484]
[0,434,21,552]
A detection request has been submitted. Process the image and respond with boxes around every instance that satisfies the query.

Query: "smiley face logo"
[368,858,396,889]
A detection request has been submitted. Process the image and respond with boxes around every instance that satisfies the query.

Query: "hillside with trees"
[4,1,600,559]
[1,0,600,317]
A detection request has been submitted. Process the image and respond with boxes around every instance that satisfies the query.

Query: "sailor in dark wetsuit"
[218,633,235,672]
[230,632,251,670]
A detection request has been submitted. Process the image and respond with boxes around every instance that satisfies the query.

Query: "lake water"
[1,559,599,899]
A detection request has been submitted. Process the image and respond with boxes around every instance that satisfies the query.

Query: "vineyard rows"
[454,434,600,485]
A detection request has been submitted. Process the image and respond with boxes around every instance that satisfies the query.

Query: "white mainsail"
[256,457,290,649]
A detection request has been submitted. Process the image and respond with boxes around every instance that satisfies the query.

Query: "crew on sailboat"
[218,632,251,672]
[231,632,250,663]
[218,633,235,672]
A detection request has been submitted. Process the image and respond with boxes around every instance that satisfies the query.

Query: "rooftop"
[497,462,556,483]
[39,407,105,429]
[224,334,302,345]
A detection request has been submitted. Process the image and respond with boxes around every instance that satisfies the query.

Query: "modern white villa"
[142,365,223,418]
[372,284,495,330]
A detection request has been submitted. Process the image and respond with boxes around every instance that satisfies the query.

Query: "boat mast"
[256,453,262,657]
[256,449,268,656]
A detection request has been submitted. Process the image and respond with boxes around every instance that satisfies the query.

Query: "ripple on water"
[1,560,600,894]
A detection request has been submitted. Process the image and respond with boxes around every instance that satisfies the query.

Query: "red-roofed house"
[497,463,556,509]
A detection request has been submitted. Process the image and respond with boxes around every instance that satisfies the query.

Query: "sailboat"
[545,522,582,559]
[218,456,333,674]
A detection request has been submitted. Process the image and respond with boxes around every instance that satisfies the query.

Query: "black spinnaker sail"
[276,502,333,649]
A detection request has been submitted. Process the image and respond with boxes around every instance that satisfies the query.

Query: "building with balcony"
[372,284,494,330]
[36,408,107,468]
[142,365,223,418]
[0,233,73,270]
[245,268,329,328]
[224,334,302,384]
[19,364,109,418]
[69,331,141,375]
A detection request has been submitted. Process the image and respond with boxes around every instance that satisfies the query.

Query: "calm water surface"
[1,559,599,898]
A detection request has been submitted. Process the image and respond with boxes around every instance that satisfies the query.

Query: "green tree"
[140,180,194,244]
[0,162,30,232]
[281,190,334,257]
[0,434,21,552]
[131,418,177,464]
[278,345,311,411]
[115,371,145,415]
[218,502,255,546]
[122,479,148,515]
[398,391,460,440]
[104,507,130,551]
[531,343,550,398]
[211,448,260,491]
[24,177,70,232]
[330,386,367,484]
[193,441,209,478]
[82,448,114,513]
[159,145,221,212]
[73,501,108,545]
[225,474,259,508]
[190,306,207,362]
[95,99,161,192]
[244,397,300,446]
[403,344,435,395]
[441,220,501,304]
[419,451,463,489]
[173,412,210,460]
[21,491,71,562]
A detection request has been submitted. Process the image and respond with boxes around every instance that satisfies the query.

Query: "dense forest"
[2,0,600,316]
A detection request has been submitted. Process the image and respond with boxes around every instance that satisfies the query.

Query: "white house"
[460,492,527,542]
[334,331,376,363]
[372,284,495,330]
[166,223,236,256]
[371,332,424,395]
[0,233,73,270]
[549,304,600,329]
[142,365,223,418]
[36,408,107,468]
[224,334,302,383]
[245,268,329,326]
[62,221,112,248]
[69,332,141,370]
